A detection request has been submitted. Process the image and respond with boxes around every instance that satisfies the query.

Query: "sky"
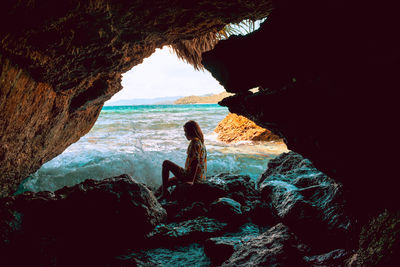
[106,47,225,102]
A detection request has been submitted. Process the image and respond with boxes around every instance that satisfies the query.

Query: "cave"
[1,0,399,266]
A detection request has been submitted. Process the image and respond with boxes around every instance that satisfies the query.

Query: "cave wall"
[203,0,400,216]
[0,0,272,197]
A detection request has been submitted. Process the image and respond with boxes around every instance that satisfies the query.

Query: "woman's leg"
[162,160,185,194]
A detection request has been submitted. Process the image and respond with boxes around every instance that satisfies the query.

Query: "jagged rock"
[222,223,306,266]
[165,174,261,224]
[204,223,263,266]
[170,179,227,204]
[258,152,353,252]
[349,210,400,266]
[145,216,228,248]
[214,113,281,143]
[174,201,209,222]
[204,237,238,266]
[303,249,353,267]
[202,0,399,217]
[0,174,166,265]
[209,197,243,222]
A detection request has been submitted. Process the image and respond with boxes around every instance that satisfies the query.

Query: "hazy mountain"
[105,96,182,106]
[174,92,233,104]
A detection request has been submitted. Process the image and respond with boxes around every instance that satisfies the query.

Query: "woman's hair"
[184,120,204,143]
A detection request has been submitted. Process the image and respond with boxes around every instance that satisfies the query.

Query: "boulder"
[209,197,243,222]
[222,223,306,266]
[204,223,263,266]
[0,174,166,266]
[214,113,281,143]
[258,152,353,251]
[145,216,228,248]
[303,249,353,267]
[166,173,260,223]
[349,210,400,266]
[204,237,238,266]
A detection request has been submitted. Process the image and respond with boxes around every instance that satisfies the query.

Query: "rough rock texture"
[202,0,400,217]
[258,152,353,252]
[0,174,166,265]
[145,216,228,248]
[303,249,353,267]
[163,173,259,224]
[348,210,400,267]
[204,223,263,266]
[215,112,281,143]
[0,0,273,197]
[222,223,306,266]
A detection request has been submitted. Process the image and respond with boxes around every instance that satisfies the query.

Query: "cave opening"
[16,37,287,195]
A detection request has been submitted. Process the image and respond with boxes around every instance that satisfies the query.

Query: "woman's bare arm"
[187,159,199,184]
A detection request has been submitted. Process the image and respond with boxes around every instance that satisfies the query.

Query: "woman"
[159,120,207,199]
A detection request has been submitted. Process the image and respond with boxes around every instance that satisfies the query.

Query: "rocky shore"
[215,113,282,143]
[2,151,386,266]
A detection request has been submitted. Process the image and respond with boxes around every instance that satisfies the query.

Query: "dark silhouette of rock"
[303,249,353,267]
[202,0,399,220]
[349,210,400,266]
[0,174,166,265]
[145,216,228,248]
[258,152,353,252]
[204,223,263,266]
[209,197,243,222]
[204,237,237,266]
[222,223,306,266]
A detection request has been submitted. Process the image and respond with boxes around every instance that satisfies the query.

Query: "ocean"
[17,104,288,193]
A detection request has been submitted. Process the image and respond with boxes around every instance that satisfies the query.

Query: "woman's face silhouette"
[184,127,191,140]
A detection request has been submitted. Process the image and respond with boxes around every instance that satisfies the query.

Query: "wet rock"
[174,201,208,222]
[145,216,228,248]
[245,199,278,226]
[209,197,243,222]
[121,243,212,267]
[258,152,353,251]
[204,237,237,266]
[204,223,263,266]
[170,180,227,204]
[0,174,166,265]
[303,249,353,267]
[222,223,306,266]
[166,173,260,223]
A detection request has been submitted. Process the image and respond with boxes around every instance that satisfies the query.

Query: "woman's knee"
[162,160,172,169]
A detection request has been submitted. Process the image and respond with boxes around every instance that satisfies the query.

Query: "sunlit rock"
[215,113,281,143]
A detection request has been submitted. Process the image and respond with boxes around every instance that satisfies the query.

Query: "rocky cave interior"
[0,0,399,266]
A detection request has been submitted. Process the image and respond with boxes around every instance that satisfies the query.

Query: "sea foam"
[17,104,288,194]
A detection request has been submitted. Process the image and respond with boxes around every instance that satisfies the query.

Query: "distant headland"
[174,92,233,104]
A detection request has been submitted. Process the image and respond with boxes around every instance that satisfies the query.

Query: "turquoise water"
[17,104,288,193]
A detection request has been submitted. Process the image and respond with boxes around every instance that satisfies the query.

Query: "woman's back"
[185,138,207,183]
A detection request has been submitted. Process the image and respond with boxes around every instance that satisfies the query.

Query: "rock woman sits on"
[158,120,207,199]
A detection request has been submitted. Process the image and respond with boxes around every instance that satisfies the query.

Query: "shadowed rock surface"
[221,223,306,266]
[202,0,400,219]
[0,174,166,266]
[348,210,400,267]
[258,152,353,252]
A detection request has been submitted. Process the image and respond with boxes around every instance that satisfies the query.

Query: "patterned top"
[185,138,207,183]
